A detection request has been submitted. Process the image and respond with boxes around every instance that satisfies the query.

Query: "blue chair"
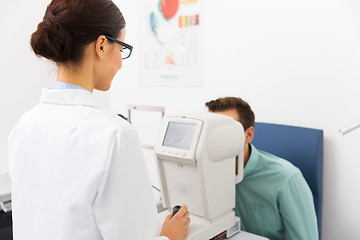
[251,122,324,239]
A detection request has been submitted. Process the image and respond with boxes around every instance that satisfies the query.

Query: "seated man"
[206,97,318,240]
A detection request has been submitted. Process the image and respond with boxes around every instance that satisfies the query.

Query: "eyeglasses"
[86,35,133,60]
[104,35,133,60]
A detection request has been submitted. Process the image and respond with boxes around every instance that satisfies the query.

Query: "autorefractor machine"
[154,112,245,239]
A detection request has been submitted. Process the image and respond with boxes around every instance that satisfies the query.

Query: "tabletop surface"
[229,231,269,240]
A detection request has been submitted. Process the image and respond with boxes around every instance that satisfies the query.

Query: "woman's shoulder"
[93,108,134,132]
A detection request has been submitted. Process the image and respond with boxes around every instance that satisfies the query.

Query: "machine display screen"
[162,122,197,150]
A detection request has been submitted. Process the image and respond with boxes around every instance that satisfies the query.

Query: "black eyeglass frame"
[85,35,133,60]
[104,35,133,60]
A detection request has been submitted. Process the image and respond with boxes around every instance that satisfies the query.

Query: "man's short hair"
[205,97,255,130]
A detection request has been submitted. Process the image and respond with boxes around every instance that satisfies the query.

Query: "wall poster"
[138,0,203,87]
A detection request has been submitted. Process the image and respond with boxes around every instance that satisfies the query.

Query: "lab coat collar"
[40,88,102,108]
[243,144,260,177]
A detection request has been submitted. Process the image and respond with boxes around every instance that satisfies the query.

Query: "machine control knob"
[172,205,182,217]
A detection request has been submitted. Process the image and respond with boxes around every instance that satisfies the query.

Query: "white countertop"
[229,231,268,240]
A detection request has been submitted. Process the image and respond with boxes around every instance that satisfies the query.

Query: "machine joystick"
[172,205,182,217]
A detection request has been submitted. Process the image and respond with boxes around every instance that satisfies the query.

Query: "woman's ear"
[95,35,107,60]
[245,126,254,144]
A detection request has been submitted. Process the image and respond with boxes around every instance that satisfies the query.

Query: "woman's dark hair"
[31,0,126,63]
[205,97,255,130]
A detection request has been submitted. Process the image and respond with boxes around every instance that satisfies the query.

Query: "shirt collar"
[243,143,260,176]
[52,81,90,92]
[40,88,102,108]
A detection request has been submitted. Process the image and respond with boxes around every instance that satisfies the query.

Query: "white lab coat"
[8,89,167,240]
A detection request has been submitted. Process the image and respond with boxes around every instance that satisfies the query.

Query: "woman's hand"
[160,205,191,240]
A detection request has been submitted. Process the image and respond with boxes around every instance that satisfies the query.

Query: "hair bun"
[30,17,72,63]
[30,0,126,64]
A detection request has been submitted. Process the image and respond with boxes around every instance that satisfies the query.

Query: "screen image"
[162,122,197,150]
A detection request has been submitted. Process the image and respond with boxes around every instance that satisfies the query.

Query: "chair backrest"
[251,122,324,239]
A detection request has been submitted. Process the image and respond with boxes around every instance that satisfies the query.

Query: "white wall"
[1,0,359,239]
[0,0,55,174]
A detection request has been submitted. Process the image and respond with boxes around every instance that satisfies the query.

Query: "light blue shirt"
[52,81,89,92]
[235,144,318,240]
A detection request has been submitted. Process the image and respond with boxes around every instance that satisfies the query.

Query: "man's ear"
[95,35,107,60]
[245,126,254,144]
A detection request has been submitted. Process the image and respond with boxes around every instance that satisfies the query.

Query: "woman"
[8,0,190,239]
